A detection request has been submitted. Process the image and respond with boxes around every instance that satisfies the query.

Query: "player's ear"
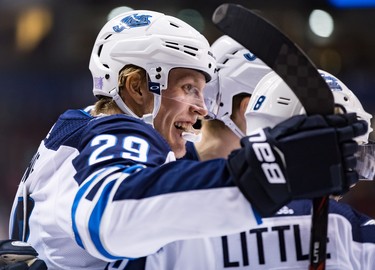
[231,96,251,133]
[239,96,251,118]
[125,71,146,105]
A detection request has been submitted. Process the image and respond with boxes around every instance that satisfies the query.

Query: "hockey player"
[242,70,375,269]
[7,10,367,270]
[186,35,271,160]
[121,36,375,270]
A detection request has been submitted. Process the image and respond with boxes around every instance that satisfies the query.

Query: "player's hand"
[227,113,368,216]
[0,240,47,270]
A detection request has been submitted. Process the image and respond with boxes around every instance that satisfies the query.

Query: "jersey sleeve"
[71,115,259,260]
[328,199,375,270]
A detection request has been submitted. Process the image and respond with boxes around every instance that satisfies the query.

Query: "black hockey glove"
[227,113,367,216]
[0,240,47,270]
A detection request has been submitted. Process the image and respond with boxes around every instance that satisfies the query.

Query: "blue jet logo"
[113,14,152,33]
[244,52,257,61]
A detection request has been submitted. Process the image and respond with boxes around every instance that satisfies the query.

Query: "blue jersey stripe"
[72,170,104,249]
[88,180,127,260]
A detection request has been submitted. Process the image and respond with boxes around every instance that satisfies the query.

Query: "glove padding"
[227,113,367,216]
[0,240,47,270]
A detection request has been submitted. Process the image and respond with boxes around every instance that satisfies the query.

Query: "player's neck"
[195,125,241,161]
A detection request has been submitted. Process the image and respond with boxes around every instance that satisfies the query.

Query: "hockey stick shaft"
[212,4,333,269]
[309,196,329,270]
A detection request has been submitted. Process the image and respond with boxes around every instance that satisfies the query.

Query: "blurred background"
[1,0,375,238]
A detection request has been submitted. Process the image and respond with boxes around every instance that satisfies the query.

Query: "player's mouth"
[175,122,195,133]
[175,121,202,142]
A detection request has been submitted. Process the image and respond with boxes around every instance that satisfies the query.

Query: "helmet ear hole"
[98,45,103,57]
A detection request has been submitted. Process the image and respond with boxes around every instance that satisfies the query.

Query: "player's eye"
[183,84,201,98]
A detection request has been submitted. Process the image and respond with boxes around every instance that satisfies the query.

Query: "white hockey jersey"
[117,200,375,270]
[8,109,260,270]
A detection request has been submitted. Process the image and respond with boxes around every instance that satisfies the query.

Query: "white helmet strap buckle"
[109,87,140,119]
[221,114,245,138]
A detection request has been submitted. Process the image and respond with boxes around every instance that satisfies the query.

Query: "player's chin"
[170,140,187,159]
[165,130,185,158]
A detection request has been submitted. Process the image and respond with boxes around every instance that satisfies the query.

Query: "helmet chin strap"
[221,114,245,138]
[150,92,161,127]
[109,87,156,126]
[110,88,140,118]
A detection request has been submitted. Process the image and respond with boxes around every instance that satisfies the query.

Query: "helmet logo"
[243,52,257,61]
[94,76,104,90]
[320,72,342,91]
[149,82,161,95]
[113,14,152,33]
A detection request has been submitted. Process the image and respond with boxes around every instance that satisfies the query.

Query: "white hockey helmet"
[204,35,271,137]
[89,10,216,119]
[245,70,373,144]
